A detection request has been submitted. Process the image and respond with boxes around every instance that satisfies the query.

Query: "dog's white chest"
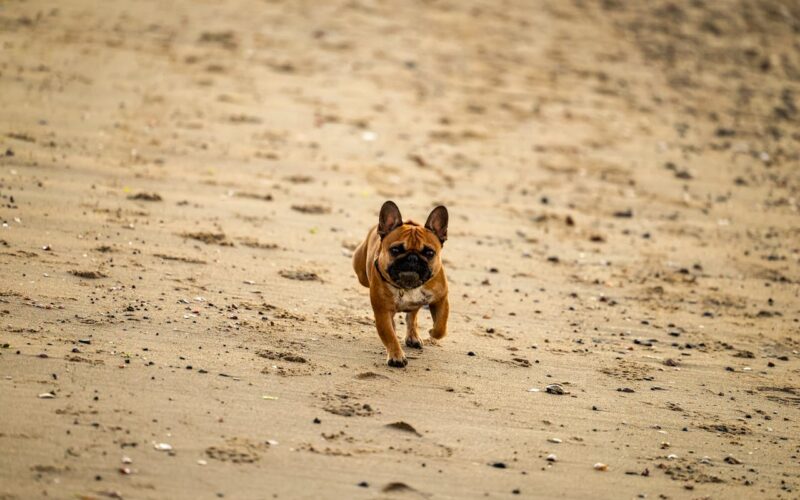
[393,286,432,312]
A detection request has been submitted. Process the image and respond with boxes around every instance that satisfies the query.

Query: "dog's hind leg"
[405,309,422,349]
[428,296,449,344]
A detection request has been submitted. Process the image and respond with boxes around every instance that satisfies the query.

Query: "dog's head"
[376,201,448,289]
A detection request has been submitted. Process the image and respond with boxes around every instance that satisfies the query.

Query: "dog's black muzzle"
[388,253,432,289]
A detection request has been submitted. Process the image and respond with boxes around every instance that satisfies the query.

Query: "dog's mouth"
[395,271,424,288]
[388,256,432,289]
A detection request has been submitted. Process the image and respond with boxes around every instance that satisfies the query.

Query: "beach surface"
[1,1,799,498]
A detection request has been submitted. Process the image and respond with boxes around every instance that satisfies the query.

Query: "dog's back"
[352,226,376,288]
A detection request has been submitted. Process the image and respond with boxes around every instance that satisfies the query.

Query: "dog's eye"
[390,245,404,255]
[422,247,435,258]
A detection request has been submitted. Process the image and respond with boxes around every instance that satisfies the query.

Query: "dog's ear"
[425,205,448,244]
[378,201,403,238]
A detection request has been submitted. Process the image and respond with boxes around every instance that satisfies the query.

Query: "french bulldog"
[352,201,449,367]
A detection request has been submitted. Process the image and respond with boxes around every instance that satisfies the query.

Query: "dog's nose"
[406,254,419,263]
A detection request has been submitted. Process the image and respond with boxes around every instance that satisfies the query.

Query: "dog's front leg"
[373,308,406,367]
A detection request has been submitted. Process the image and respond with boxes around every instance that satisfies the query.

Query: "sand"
[1,0,799,498]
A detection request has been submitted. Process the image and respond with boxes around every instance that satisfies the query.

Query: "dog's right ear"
[378,201,403,238]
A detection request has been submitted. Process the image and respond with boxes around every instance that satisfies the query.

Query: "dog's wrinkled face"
[377,202,448,289]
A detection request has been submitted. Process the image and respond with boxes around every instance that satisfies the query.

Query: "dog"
[352,201,449,367]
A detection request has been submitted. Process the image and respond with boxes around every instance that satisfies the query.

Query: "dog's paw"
[387,354,408,368]
[405,337,423,349]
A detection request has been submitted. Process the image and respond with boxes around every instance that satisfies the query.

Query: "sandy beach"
[1,0,799,498]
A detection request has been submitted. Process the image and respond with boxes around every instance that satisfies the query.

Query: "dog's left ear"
[425,205,448,244]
